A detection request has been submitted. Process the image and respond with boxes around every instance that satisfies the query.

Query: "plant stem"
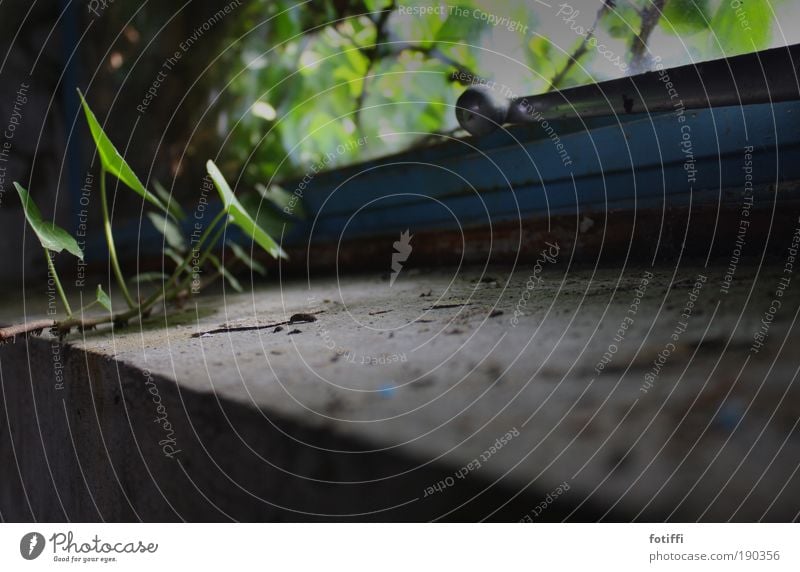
[0,319,55,342]
[99,167,136,309]
[53,256,211,335]
[163,209,227,294]
[5,208,232,340]
[77,299,98,314]
[129,207,226,315]
[195,209,228,257]
[44,249,72,317]
[173,218,227,295]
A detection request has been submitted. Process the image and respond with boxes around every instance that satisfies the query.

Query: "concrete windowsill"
[2,265,799,521]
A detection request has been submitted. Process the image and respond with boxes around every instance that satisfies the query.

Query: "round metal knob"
[455,85,509,136]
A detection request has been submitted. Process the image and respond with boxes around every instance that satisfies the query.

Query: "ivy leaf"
[153,180,186,221]
[147,212,186,252]
[77,90,170,215]
[227,240,267,276]
[206,160,287,260]
[163,247,185,268]
[15,182,83,260]
[239,192,295,238]
[710,0,772,55]
[661,0,710,36]
[130,272,169,284]
[255,182,305,218]
[208,253,244,293]
[95,284,112,312]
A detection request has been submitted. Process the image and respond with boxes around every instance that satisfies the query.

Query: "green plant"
[0,95,287,341]
[14,182,83,318]
[0,0,784,343]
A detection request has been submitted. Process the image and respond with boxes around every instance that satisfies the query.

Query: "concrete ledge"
[0,338,570,521]
[2,263,800,521]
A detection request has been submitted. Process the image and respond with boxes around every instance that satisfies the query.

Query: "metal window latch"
[456,44,800,136]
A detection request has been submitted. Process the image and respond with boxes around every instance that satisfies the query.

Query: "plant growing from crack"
[0,91,287,341]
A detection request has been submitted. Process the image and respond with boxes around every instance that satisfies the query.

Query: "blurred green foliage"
[207,0,785,190]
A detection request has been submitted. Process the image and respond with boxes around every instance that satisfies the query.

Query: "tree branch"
[406,45,477,80]
[630,0,666,73]
[354,3,395,127]
[548,1,612,91]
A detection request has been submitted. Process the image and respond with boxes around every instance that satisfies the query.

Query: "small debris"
[273,326,284,333]
[419,289,433,297]
[270,350,282,355]
[489,310,504,318]
[325,396,345,414]
[425,303,469,310]
[287,329,302,335]
[670,279,694,289]
[472,276,497,287]
[369,309,392,316]
[191,310,324,337]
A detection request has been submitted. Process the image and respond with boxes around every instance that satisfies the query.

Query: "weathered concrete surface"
[2,259,800,521]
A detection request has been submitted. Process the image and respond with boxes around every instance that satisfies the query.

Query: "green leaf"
[77,90,169,215]
[153,180,186,220]
[602,4,642,39]
[271,6,301,42]
[396,6,450,49]
[95,284,112,312]
[364,0,393,11]
[435,11,485,45]
[256,182,306,219]
[163,247,185,268]
[147,212,186,252]
[524,36,558,86]
[208,253,244,293]
[661,0,710,36]
[15,182,83,260]
[710,0,772,55]
[227,240,267,276]
[130,272,169,284]
[206,160,288,260]
[239,193,295,238]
